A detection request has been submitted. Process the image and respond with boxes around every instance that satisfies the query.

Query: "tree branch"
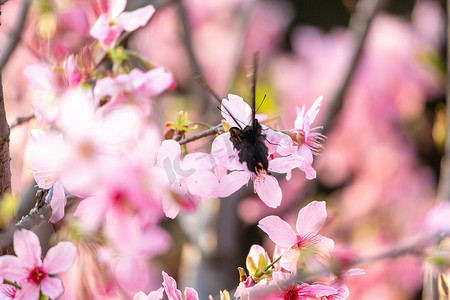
[0,0,31,70]
[323,0,383,133]
[177,124,223,145]
[10,113,34,129]
[0,62,11,199]
[175,0,213,116]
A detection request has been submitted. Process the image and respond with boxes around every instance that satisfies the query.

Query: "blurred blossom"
[156,140,218,218]
[426,202,450,234]
[162,271,199,300]
[94,67,174,115]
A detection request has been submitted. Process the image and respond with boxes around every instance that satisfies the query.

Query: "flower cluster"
[236,201,363,299]
[0,229,76,299]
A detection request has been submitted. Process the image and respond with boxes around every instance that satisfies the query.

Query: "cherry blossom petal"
[297,145,316,180]
[221,94,252,128]
[296,201,327,237]
[73,195,109,229]
[17,282,40,300]
[263,127,286,154]
[49,181,67,223]
[186,170,219,198]
[90,15,120,48]
[280,249,300,273]
[427,202,450,233]
[115,256,150,293]
[183,152,215,171]
[343,268,365,277]
[40,276,64,299]
[315,235,335,257]
[157,140,182,167]
[108,0,126,18]
[134,291,148,300]
[217,171,250,198]
[254,175,282,208]
[117,5,155,32]
[211,132,236,160]
[269,155,304,174]
[32,170,57,190]
[162,272,182,300]
[43,241,76,274]
[13,229,41,267]
[294,105,306,130]
[304,96,323,126]
[185,288,199,300]
[64,55,81,87]
[302,283,337,297]
[0,255,27,281]
[258,216,297,248]
[23,65,56,91]
[134,68,174,96]
[162,195,180,219]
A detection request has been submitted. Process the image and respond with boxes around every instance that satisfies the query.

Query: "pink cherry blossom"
[95,68,174,115]
[23,64,64,124]
[162,272,199,300]
[73,159,166,229]
[30,89,143,196]
[90,0,155,48]
[236,273,337,300]
[102,213,171,293]
[277,95,325,180]
[1,229,76,299]
[156,140,219,218]
[258,201,334,273]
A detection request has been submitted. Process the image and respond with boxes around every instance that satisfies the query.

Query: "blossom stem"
[10,114,34,129]
[264,255,282,273]
[3,280,21,289]
[177,124,223,145]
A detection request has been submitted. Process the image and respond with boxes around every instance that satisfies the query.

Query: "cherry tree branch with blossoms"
[0,0,446,298]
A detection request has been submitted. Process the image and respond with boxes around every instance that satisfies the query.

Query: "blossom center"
[284,287,299,300]
[28,266,47,284]
[78,139,95,158]
[0,284,18,298]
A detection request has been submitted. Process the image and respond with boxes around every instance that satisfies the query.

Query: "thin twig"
[0,0,31,70]
[175,0,212,115]
[10,113,34,129]
[178,124,223,145]
[323,0,382,133]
